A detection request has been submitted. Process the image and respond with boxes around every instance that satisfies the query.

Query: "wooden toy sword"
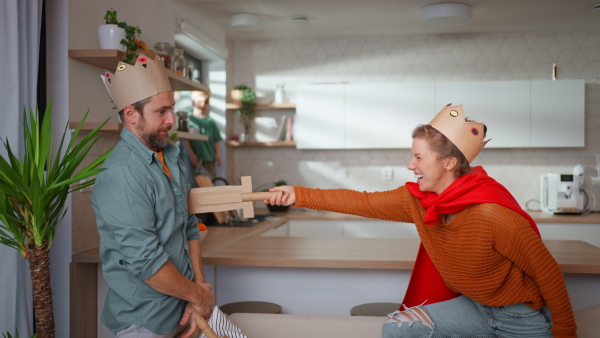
[193,315,227,338]
[188,176,280,218]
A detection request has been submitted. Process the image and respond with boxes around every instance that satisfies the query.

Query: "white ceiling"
[182,0,600,40]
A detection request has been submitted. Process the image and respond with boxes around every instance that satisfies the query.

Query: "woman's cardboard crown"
[101,54,172,111]
[429,104,490,163]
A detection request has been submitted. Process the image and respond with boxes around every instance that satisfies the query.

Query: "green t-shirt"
[188,114,223,162]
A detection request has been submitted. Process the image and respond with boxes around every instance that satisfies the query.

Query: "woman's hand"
[265,185,296,206]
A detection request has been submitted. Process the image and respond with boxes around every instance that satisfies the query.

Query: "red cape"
[401,166,540,308]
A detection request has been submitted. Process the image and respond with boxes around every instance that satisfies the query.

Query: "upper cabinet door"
[435,81,531,148]
[296,80,585,150]
[530,80,585,147]
[296,84,346,149]
[344,82,436,149]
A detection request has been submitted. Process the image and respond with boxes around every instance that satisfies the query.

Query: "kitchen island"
[72,208,600,337]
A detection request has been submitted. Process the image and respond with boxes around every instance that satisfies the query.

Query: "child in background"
[184,90,223,180]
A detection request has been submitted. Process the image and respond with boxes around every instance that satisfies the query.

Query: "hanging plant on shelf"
[233,85,257,143]
[103,8,143,64]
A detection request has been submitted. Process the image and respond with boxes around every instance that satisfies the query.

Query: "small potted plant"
[264,180,291,212]
[232,85,257,142]
[99,8,143,64]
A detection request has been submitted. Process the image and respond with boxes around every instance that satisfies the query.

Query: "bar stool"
[220,301,282,316]
[350,302,400,317]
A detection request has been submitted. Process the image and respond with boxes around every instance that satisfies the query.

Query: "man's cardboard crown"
[101,54,172,111]
[429,104,490,163]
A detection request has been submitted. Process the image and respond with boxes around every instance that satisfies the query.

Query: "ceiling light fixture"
[421,3,471,27]
[291,15,309,24]
[230,12,261,31]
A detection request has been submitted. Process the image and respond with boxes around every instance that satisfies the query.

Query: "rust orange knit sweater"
[294,185,577,337]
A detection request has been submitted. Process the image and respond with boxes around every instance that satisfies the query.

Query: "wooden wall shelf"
[68,49,210,92]
[226,140,296,148]
[69,121,122,134]
[69,122,208,141]
[226,103,296,110]
[172,131,209,141]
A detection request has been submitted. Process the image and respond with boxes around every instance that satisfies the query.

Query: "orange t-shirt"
[155,151,172,179]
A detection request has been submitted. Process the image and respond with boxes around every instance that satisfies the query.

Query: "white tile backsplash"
[230,29,600,212]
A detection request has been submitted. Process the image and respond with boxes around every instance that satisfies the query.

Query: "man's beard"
[137,118,171,150]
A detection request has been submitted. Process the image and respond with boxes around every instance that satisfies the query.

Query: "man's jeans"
[383,295,553,337]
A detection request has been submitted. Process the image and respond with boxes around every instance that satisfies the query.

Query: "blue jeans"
[382,295,553,337]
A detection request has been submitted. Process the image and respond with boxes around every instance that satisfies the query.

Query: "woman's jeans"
[382,295,553,337]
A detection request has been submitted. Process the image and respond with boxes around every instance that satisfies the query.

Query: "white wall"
[229,31,600,212]
[204,59,228,179]
[47,0,70,336]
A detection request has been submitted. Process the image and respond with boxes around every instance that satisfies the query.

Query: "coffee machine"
[540,165,585,214]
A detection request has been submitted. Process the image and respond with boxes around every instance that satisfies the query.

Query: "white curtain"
[0,0,43,336]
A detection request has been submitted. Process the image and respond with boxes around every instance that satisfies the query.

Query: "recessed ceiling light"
[230,13,261,31]
[421,3,472,27]
[291,15,309,24]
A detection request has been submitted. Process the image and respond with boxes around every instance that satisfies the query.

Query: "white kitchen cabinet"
[260,222,290,236]
[297,82,435,149]
[264,220,419,239]
[343,220,419,238]
[344,83,436,148]
[537,222,600,247]
[296,80,585,149]
[287,220,345,237]
[530,80,585,147]
[435,81,531,148]
[296,84,345,149]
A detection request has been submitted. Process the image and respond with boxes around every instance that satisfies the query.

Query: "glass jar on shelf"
[153,42,172,69]
[176,111,189,132]
[185,59,195,81]
[171,48,186,77]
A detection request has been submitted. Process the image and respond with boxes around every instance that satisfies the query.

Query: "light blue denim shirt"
[92,128,200,334]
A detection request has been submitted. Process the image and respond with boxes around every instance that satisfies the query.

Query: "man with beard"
[93,54,214,338]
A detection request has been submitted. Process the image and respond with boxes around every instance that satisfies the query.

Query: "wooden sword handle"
[241,191,281,202]
[193,315,219,338]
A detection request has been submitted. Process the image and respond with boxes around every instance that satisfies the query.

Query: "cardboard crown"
[429,104,490,163]
[101,54,172,111]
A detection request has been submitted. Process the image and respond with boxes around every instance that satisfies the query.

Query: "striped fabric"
[200,306,248,338]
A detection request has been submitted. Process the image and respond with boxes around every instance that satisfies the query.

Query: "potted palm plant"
[0,99,112,338]
[232,85,257,142]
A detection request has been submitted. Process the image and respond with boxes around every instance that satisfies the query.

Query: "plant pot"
[98,24,126,51]
[231,89,244,105]
[267,204,290,212]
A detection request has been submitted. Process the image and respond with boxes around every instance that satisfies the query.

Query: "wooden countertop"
[283,208,600,224]
[527,211,600,224]
[202,237,600,274]
[73,208,600,273]
[72,216,288,263]
[203,237,421,270]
